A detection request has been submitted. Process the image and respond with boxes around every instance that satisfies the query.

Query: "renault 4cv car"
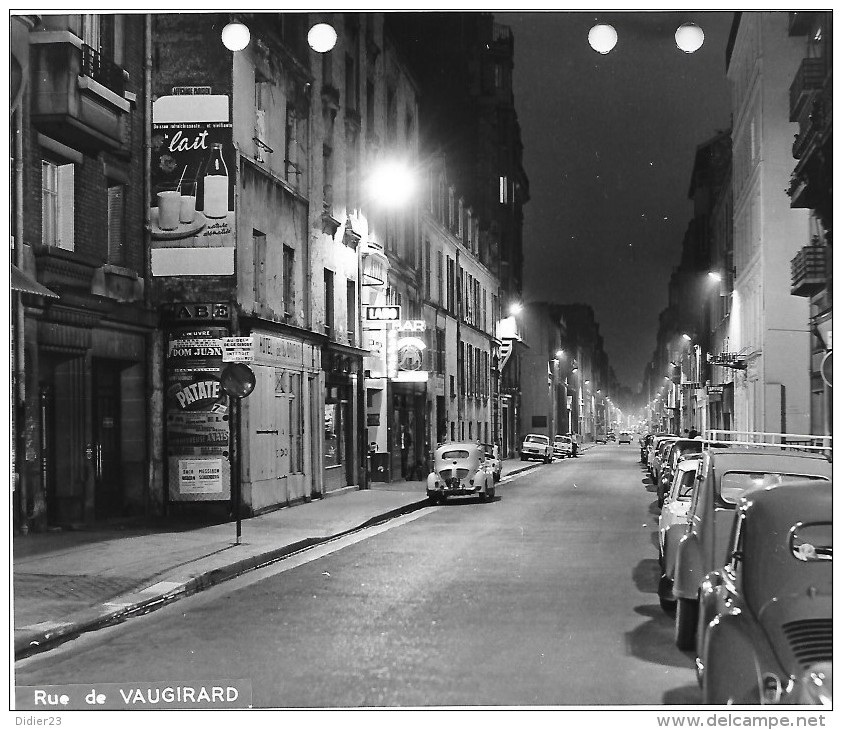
[427,442,496,503]
[696,480,832,705]
[520,433,552,463]
[671,446,832,652]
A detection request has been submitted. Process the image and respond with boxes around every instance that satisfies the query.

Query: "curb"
[14,496,432,661]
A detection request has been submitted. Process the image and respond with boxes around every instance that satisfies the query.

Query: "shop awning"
[11,264,58,298]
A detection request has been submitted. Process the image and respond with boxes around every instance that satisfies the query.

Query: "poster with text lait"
[150,93,236,277]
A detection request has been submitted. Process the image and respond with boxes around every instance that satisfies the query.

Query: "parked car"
[652,436,680,484]
[480,442,502,482]
[657,457,701,613]
[520,433,553,463]
[647,434,678,476]
[657,438,722,507]
[640,433,653,464]
[607,431,616,442]
[697,480,832,704]
[427,442,496,503]
[671,446,833,651]
[553,435,574,459]
[618,431,632,444]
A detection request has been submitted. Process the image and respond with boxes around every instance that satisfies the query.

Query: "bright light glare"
[555,350,564,358]
[707,271,722,281]
[308,23,337,53]
[682,333,692,341]
[675,23,705,54]
[588,24,618,54]
[221,22,250,52]
[509,303,523,316]
[368,161,416,207]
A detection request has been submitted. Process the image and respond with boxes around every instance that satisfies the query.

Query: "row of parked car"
[641,431,833,705]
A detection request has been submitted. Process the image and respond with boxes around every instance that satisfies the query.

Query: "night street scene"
[8,8,833,724]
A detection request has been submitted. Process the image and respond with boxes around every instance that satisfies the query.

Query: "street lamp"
[509,302,523,316]
[675,23,705,54]
[367,159,417,208]
[221,21,251,51]
[588,24,618,54]
[308,22,338,53]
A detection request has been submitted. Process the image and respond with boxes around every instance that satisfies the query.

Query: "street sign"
[222,336,254,362]
[364,305,400,322]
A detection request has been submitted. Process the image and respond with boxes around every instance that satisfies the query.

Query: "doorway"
[93,359,123,519]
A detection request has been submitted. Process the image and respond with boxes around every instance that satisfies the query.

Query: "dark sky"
[498,11,733,392]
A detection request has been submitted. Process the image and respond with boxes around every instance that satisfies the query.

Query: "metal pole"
[232,394,242,544]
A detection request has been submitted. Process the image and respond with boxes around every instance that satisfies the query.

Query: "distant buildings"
[641,11,832,440]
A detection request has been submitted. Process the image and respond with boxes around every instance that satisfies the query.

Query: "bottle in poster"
[202,142,229,218]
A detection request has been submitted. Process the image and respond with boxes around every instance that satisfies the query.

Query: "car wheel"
[675,596,699,651]
[478,491,487,502]
[493,472,500,483]
[488,485,495,500]
[658,574,676,615]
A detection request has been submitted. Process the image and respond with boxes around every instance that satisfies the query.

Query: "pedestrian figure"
[688,428,699,439]
[400,426,413,478]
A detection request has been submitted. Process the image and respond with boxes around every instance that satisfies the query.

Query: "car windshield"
[555,437,570,444]
[720,472,830,505]
[526,435,548,444]
[441,449,470,460]
[676,470,696,499]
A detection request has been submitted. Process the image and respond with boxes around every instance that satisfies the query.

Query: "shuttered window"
[107,184,125,265]
[42,160,74,250]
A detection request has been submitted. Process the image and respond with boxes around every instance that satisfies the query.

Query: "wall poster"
[150,93,236,276]
[166,324,232,501]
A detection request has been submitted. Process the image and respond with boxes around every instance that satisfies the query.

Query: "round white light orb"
[675,23,704,54]
[588,24,618,54]
[308,23,338,53]
[221,22,250,52]
[368,161,415,207]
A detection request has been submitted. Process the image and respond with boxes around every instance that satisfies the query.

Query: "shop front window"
[324,392,347,469]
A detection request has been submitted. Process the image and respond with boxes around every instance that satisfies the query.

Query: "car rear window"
[526,435,548,444]
[441,450,470,460]
[791,522,832,562]
[719,472,830,505]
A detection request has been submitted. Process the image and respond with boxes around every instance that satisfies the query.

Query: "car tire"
[487,485,495,501]
[675,596,699,651]
[493,472,500,483]
[658,574,676,615]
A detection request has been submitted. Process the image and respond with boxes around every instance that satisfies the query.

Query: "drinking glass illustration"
[179,182,197,224]
[202,143,229,219]
[157,184,181,230]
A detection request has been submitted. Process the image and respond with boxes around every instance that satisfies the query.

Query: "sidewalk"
[13,458,543,659]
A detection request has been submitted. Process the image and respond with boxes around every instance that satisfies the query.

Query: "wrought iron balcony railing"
[81,43,126,97]
[789,57,826,121]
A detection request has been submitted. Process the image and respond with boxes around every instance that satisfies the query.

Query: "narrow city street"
[15,445,701,707]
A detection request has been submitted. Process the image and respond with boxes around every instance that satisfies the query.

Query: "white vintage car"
[427,442,497,503]
[553,435,574,459]
[520,433,553,462]
[657,457,700,613]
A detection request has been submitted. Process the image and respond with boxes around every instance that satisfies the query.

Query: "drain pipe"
[15,104,28,532]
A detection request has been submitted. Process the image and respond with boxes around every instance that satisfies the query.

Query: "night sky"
[498,11,733,392]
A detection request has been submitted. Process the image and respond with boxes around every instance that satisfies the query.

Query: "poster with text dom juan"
[165,325,232,501]
[150,93,236,277]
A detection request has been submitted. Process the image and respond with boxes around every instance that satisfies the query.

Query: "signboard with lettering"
[150,94,236,276]
[364,305,401,324]
[222,336,255,362]
[166,323,231,501]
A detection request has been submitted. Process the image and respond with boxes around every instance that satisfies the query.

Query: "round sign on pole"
[220,363,256,399]
[821,351,832,388]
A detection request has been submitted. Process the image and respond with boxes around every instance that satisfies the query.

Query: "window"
[282,244,295,316]
[457,199,464,239]
[346,279,356,341]
[323,144,334,209]
[345,127,359,213]
[107,184,125,265]
[437,251,444,306]
[41,160,74,250]
[499,175,508,204]
[446,257,455,314]
[324,269,334,336]
[435,327,445,373]
[254,79,271,163]
[253,230,267,304]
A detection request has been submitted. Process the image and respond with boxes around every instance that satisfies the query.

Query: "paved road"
[15,444,701,707]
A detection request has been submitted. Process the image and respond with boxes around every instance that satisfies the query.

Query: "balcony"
[790,245,829,297]
[29,31,131,153]
[789,57,826,121]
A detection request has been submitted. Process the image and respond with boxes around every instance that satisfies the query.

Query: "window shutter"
[57,164,75,251]
[107,184,124,264]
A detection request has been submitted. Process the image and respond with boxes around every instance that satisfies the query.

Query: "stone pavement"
[13,454,570,659]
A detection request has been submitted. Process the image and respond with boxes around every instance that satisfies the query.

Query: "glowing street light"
[308,23,338,53]
[707,271,722,282]
[221,21,251,51]
[681,333,692,342]
[675,23,705,54]
[555,349,564,358]
[368,160,416,208]
[588,24,618,54]
[509,302,523,316]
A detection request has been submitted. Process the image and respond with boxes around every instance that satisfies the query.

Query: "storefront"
[322,342,365,493]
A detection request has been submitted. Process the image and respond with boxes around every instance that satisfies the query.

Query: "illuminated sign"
[365,305,401,322]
